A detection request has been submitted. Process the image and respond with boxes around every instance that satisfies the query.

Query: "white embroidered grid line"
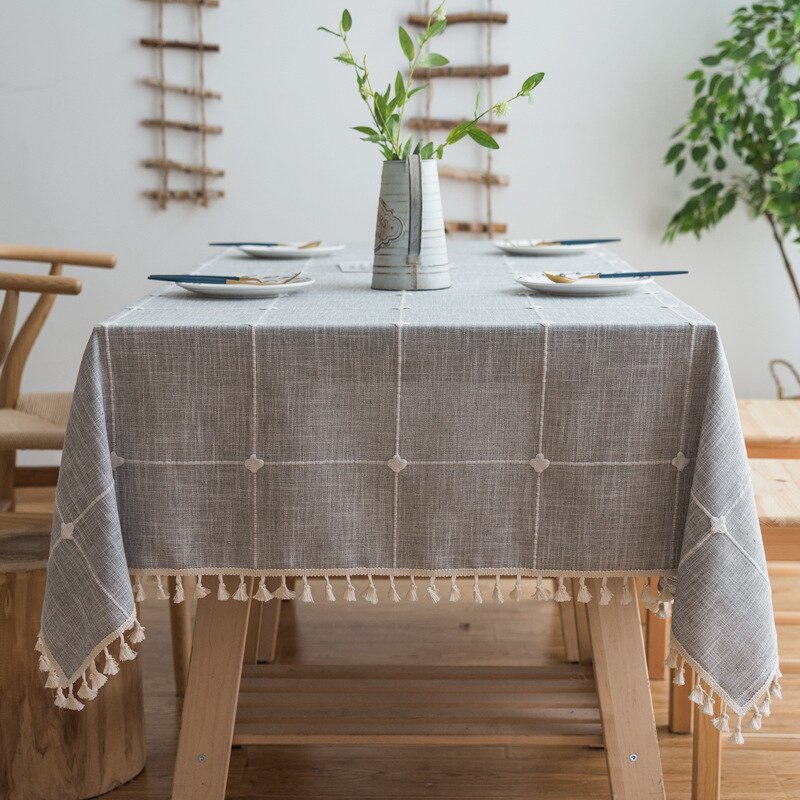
[533,322,549,567]
[393,290,409,568]
[250,297,283,568]
[120,458,387,466]
[55,484,115,530]
[69,538,133,620]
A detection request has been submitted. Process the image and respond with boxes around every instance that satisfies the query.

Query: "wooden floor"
[19,489,800,799]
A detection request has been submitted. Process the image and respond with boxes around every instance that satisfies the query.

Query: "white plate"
[495,239,599,256]
[177,277,315,298]
[238,243,345,259]
[515,273,652,296]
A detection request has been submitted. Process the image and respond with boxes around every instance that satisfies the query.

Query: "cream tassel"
[300,575,314,603]
[254,577,274,602]
[173,576,185,604]
[620,576,633,605]
[703,692,715,717]
[405,575,418,602]
[118,634,136,661]
[65,685,85,711]
[510,575,522,602]
[664,649,678,670]
[426,576,440,603]
[233,575,249,601]
[345,575,357,602]
[576,577,592,603]
[553,577,571,603]
[760,688,771,717]
[134,575,146,602]
[155,575,169,600]
[729,715,745,745]
[473,574,483,604]
[38,652,51,673]
[362,575,378,604]
[492,574,504,604]
[77,671,97,701]
[194,575,211,598]
[90,661,107,690]
[449,575,462,603]
[102,646,119,676]
[640,578,658,610]
[388,575,401,603]
[274,576,296,600]
[35,635,44,653]
[54,687,68,708]
[673,658,686,686]
[325,575,336,602]
[129,619,146,644]
[749,708,763,731]
[45,671,60,688]
[655,601,669,619]
[712,703,730,734]
[772,679,783,700]
[217,575,231,601]
[533,575,552,601]
[776,663,783,680]
[689,677,705,706]
[599,577,613,606]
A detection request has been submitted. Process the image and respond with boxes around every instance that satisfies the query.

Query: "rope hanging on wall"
[408,0,509,237]
[139,0,224,208]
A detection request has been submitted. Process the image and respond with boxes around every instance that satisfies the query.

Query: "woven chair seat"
[0,392,71,450]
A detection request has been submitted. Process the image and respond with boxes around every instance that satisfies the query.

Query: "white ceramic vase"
[372,155,450,291]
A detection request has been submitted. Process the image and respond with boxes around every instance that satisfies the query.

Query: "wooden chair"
[737,398,800,458]
[0,245,115,511]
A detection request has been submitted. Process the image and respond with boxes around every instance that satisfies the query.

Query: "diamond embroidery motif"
[530,453,550,474]
[110,452,125,470]
[387,455,408,473]
[671,451,690,471]
[60,522,74,540]
[710,515,728,535]
[244,454,265,473]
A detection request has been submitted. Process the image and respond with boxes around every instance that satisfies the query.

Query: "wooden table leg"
[646,578,669,681]
[587,578,665,800]
[669,664,695,734]
[168,576,194,696]
[559,599,580,663]
[572,580,593,665]
[172,580,252,800]
[244,578,282,664]
[692,703,722,800]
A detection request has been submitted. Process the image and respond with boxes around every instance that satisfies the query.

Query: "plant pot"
[372,154,450,291]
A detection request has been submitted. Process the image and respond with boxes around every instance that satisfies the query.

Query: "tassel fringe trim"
[39,570,782,733]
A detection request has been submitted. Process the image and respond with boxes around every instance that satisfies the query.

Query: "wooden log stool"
[0,513,145,800]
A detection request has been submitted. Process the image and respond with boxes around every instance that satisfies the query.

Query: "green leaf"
[420,141,435,159]
[675,158,686,176]
[399,26,415,61]
[521,72,545,93]
[428,19,447,37]
[467,127,500,149]
[665,142,684,164]
[700,54,722,66]
[407,84,428,98]
[435,144,444,159]
[401,135,414,159]
[685,69,704,81]
[777,160,800,175]
[446,122,472,145]
[780,97,798,118]
[352,126,378,136]
[341,9,352,32]
[317,26,340,36]
[418,52,449,68]
[714,155,726,171]
[334,54,357,66]
[395,71,406,103]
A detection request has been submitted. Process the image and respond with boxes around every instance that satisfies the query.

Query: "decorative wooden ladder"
[139,0,224,208]
[407,4,509,236]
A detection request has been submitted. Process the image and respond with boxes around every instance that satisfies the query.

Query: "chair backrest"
[0,245,116,410]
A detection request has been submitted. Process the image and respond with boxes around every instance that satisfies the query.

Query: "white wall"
[1,0,798,423]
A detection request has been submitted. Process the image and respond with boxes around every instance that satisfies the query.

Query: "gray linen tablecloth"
[39,243,780,738]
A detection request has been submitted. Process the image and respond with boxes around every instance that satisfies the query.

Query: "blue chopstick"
[149,274,238,284]
[590,271,688,279]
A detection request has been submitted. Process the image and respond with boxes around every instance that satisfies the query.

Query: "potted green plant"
[664,0,800,385]
[320,5,544,290]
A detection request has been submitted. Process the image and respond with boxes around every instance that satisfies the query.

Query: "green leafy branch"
[663,0,800,307]
[319,5,544,161]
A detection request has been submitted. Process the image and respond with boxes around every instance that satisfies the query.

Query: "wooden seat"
[737,399,800,458]
[0,245,115,511]
[0,513,144,799]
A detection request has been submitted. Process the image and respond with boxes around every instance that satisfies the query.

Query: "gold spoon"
[544,270,688,284]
